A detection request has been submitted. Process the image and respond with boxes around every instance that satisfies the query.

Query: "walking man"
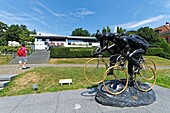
[17,44,27,70]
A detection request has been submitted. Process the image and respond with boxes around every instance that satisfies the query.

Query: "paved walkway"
[0,50,170,113]
[9,50,50,64]
[0,85,170,113]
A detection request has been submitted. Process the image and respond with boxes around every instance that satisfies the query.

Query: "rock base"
[95,80,156,107]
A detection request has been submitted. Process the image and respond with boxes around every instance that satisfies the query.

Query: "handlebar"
[91,46,101,56]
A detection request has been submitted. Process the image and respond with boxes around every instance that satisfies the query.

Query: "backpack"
[17,48,24,56]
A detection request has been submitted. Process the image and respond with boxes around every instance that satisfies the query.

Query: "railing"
[0,49,33,64]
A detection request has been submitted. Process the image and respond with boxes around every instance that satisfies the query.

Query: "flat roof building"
[33,34,100,50]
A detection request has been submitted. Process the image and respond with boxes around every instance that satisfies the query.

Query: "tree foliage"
[136,27,163,46]
[116,26,126,35]
[4,25,21,42]
[102,26,111,34]
[0,22,36,46]
[71,28,90,36]
[0,22,8,45]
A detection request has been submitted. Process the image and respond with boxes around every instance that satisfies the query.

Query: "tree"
[30,29,37,35]
[106,26,111,33]
[127,30,137,35]
[90,33,96,37]
[0,22,36,45]
[102,27,107,34]
[136,27,163,46]
[0,22,8,45]
[4,25,21,42]
[0,22,8,32]
[19,24,27,31]
[19,25,36,44]
[19,30,30,43]
[71,28,90,36]
[116,26,126,35]
[102,26,111,34]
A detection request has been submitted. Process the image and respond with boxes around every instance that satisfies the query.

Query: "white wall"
[8,41,20,46]
[34,37,100,50]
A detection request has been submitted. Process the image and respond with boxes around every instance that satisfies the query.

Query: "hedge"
[50,47,96,58]
[145,47,170,60]
[146,47,164,56]
[50,47,170,60]
[0,46,33,55]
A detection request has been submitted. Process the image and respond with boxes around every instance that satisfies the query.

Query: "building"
[33,34,100,50]
[154,22,170,44]
[8,41,20,46]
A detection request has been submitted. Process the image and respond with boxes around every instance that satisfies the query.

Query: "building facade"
[154,22,170,44]
[34,35,100,50]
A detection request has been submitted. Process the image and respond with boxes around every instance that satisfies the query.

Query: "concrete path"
[9,50,50,64]
[0,85,170,113]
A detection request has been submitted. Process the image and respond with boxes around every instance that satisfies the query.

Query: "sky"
[0,0,170,36]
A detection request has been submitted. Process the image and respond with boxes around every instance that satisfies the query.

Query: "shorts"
[18,57,27,64]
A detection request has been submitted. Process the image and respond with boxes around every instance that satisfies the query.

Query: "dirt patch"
[13,72,42,90]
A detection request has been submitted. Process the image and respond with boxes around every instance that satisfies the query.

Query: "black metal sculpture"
[84,31,157,107]
[95,31,150,86]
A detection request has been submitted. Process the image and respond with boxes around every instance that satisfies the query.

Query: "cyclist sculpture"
[95,31,149,86]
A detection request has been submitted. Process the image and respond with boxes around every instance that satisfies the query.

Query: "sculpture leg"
[107,56,117,75]
[128,61,135,86]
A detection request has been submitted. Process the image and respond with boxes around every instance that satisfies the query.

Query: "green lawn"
[0,55,12,65]
[0,66,170,96]
[0,56,170,96]
[49,56,170,66]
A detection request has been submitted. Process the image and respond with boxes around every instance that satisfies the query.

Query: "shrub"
[146,47,163,56]
[50,47,95,58]
[156,52,170,60]
[50,47,170,59]
[160,42,170,53]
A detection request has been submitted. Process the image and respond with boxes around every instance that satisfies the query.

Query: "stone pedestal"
[95,80,156,107]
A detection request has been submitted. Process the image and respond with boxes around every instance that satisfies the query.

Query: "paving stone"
[0,88,170,113]
[0,81,10,88]
[0,74,18,81]
[20,92,59,105]
[0,95,28,113]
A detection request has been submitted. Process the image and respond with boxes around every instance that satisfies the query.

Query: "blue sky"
[0,0,170,36]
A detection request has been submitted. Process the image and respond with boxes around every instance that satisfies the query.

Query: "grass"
[49,58,92,64]
[0,55,12,65]
[0,67,93,96]
[49,56,170,66]
[0,56,170,96]
[156,69,170,88]
[0,66,170,96]
[144,56,170,66]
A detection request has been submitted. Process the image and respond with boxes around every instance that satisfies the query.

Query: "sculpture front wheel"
[135,66,156,92]
[102,66,129,95]
[84,58,108,84]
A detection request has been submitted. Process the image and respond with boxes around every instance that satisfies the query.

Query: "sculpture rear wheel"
[143,58,156,75]
[84,58,108,84]
[135,66,156,92]
[102,66,129,95]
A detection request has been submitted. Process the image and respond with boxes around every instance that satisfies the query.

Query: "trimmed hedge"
[50,47,96,58]
[146,47,163,56]
[50,47,170,60]
[146,47,170,60]
[156,52,170,59]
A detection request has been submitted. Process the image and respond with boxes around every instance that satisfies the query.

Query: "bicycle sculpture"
[84,31,157,96]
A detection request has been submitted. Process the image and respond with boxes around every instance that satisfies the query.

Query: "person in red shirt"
[18,44,27,70]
